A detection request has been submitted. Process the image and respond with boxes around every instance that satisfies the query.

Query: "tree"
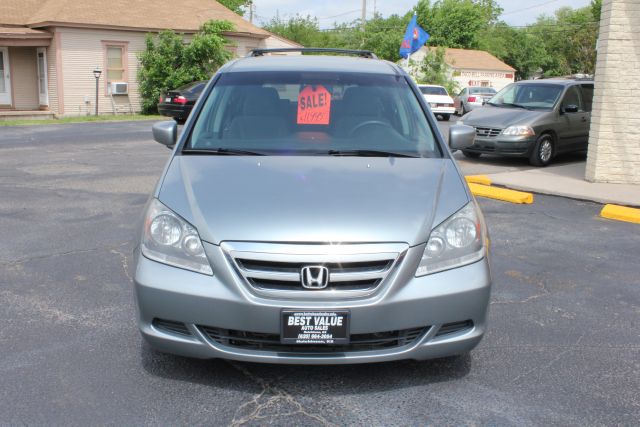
[361,14,412,61]
[478,24,548,79]
[415,47,459,95]
[415,0,502,49]
[217,0,252,16]
[138,20,234,113]
[528,5,599,76]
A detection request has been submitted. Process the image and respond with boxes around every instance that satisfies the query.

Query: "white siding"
[58,27,146,116]
[57,28,272,116]
[47,33,59,114]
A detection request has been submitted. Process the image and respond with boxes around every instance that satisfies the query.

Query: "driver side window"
[561,86,583,112]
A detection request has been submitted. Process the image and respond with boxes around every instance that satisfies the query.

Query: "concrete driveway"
[0,121,638,425]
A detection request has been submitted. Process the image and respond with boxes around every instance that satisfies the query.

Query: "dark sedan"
[157,81,207,124]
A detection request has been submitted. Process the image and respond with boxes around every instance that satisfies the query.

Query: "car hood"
[462,106,542,128]
[423,94,454,104]
[158,156,469,246]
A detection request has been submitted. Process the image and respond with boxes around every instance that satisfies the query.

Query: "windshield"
[420,86,448,96]
[489,83,563,110]
[187,72,440,158]
[469,87,496,95]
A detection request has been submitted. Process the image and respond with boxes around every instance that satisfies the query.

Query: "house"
[0,0,301,118]
[408,47,516,92]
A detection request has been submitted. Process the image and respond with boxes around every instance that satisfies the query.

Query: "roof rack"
[247,48,378,59]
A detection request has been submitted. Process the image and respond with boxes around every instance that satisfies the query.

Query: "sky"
[251,0,592,29]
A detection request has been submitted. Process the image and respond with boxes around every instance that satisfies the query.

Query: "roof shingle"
[426,47,515,72]
[0,0,270,36]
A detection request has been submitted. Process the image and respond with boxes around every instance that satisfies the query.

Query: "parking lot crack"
[0,241,129,267]
[509,332,587,384]
[227,361,334,427]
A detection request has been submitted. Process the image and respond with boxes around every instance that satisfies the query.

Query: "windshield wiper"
[327,149,417,158]
[182,148,266,156]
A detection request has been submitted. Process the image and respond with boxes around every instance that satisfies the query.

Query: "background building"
[0,0,300,118]
[409,47,515,93]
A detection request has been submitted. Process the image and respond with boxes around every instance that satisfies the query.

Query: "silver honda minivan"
[134,48,491,364]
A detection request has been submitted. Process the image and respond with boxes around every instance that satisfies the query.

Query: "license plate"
[281,310,349,344]
[165,97,171,102]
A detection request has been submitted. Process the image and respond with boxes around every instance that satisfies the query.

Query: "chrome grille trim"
[474,127,502,138]
[222,242,408,298]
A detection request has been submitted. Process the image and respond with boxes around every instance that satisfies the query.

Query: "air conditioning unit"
[110,82,128,95]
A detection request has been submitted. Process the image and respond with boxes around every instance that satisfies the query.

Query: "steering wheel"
[349,120,392,136]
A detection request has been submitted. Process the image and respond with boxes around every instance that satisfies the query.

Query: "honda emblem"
[300,266,329,289]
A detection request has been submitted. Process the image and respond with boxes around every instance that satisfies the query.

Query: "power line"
[317,9,361,20]
[501,0,563,16]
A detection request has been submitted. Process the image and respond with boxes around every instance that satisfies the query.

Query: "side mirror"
[449,124,475,150]
[152,120,177,148]
[562,104,579,114]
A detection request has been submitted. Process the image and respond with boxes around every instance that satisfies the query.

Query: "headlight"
[141,199,213,275]
[416,201,486,276]
[502,125,535,137]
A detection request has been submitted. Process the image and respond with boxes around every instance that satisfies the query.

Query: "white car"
[418,84,456,121]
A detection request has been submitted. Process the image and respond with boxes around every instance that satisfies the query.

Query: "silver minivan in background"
[134,48,491,364]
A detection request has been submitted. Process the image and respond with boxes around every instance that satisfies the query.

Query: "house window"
[107,46,124,83]
[102,41,128,94]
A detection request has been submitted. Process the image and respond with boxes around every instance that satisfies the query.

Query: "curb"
[600,204,640,224]
[465,175,492,186]
[468,182,534,204]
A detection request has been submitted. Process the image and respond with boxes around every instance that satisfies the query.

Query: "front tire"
[462,150,481,159]
[441,114,450,121]
[529,133,554,166]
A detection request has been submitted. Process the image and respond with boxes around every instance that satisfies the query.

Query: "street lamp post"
[93,66,102,116]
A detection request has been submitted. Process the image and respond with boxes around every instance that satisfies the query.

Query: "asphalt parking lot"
[1,121,639,425]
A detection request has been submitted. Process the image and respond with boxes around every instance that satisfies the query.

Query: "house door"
[36,48,48,106]
[0,47,12,106]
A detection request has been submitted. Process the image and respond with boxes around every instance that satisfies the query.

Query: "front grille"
[224,242,406,295]
[198,325,429,352]
[153,318,192,336]
[435,320,474,337]
[474,127,502,138]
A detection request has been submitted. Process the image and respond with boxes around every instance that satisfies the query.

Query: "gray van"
[134,48,491,364]
[458,79,594,166]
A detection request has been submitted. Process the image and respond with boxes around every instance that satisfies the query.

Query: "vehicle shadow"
[454,150,587,169]
[140,343,472,395]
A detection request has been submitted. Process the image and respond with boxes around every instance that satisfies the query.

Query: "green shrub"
[138,20,234,114]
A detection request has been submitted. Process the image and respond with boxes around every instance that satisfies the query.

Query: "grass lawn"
[0,114,168,126]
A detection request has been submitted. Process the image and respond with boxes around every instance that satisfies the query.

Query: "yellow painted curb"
[600,204,640,224]
[465,175,492,186]
[468,183,534,204]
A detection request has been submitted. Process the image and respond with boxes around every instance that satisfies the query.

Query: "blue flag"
[399,15,430,59]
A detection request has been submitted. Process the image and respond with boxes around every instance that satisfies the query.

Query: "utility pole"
[249,1,254,24]
[361,0,366,31]
[373,0,377,18]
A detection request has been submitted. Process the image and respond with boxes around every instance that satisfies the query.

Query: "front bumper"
[157,104,192,120]
[465,135,537,157]
[431,107,456,115]
[134,243,491,364]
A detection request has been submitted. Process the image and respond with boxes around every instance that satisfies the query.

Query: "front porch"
[0,109,55,121]
[0,27,53,113]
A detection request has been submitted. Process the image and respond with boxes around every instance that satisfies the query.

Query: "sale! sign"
[297,85,331,125]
